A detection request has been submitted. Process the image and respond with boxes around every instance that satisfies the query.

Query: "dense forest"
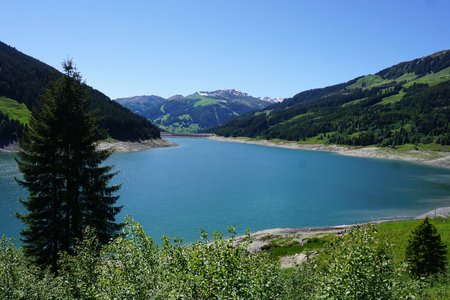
[0,112,26,147]
[213,50,450,147]
[0,41,160,141]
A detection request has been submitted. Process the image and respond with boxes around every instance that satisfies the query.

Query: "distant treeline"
[0,111,26,147]
[213,50,450,147]
[214,81,450,146]
[0,41,160,141]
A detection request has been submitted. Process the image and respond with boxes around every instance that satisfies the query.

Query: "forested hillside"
[214,50,450,147]
[0,41,160,141]
[0,96,30,146]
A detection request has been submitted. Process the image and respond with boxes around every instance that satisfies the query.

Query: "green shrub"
[57,218,283,299]
[405,217,448,277]
[2,220,445,299]
[312,226,421,300]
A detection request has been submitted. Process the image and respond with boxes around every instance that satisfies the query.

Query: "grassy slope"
[403,66,450,88]
[265,218,450,264]
[378,90,406,105]
[268,218,450,299]
[376,218,450,263]
[0,96,32,124]
[346,74,393,90]
[193,96,220,107]
[377,66,450,105]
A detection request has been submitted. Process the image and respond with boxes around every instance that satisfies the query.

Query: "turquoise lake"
[1,137,450,243]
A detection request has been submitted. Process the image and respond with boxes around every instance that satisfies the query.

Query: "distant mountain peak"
[195,89,251,99]
[168,94,185,101]
[194,89,283,103]
[258,96,284,103]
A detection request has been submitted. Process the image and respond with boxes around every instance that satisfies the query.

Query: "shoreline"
[240,206,450,267]
[210,136,450,169]
[0,138,178,153]
[246,206,450,245]
[96,138,177,152]
[161,133,214,138]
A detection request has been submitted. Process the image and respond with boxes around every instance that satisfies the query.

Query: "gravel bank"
[96,138,177,152]
[1,139,177,153]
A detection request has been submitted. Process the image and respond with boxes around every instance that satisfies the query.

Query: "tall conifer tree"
[405,217,447,277]
[16,60,122,270]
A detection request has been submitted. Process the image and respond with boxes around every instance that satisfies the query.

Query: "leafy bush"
[2,221,447,299]
[0,237,65,299]
[311,226,421,299]
[1,219,284,299]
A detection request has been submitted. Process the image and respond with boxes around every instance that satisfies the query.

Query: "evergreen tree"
[405,217,447,277]
[16,60,122,271]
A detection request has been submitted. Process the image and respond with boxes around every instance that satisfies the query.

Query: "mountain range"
[114,90,282,133]
[213,50,450,147]
[0,41,160,143]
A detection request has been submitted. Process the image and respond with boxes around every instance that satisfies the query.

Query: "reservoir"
[1,137,450,243]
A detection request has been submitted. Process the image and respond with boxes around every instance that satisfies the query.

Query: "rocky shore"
[0,141,20,152]
[210,136,450,169]
[240,207,450,268]
[0,138,177,153]
[96,138,177,152]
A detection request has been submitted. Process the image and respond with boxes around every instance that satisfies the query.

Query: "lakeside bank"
[0,138,177,153]
[210,136,450,169]
[241,206,450,268]
[96,138,177,152]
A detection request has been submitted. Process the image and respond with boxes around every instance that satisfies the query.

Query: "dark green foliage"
[16,61,122,271]
[0,112,26,146]
[88,88,160,140]
[406,217,447,277]
[0,42,58,109]
[0,41,159,141]
[2,221,448,299]
[1,220,285,299]
[315,226,397,299]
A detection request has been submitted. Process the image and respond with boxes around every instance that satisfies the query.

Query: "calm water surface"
[1,138,450,243]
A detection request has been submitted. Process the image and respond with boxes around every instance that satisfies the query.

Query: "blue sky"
[1,0,450,99]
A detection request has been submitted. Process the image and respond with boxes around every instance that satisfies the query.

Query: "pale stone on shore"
[1,138,177,153]
[416,207,450,219]
[96,138,177,152]
[0,141,20,152]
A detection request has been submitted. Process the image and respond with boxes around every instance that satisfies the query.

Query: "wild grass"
[264,236,331,260]
[264,218,450,264]
[403,66,450,88]
[377,90,406,105]
[0,96,32,124]
[346,74,393,90]
[193,96,220,107]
